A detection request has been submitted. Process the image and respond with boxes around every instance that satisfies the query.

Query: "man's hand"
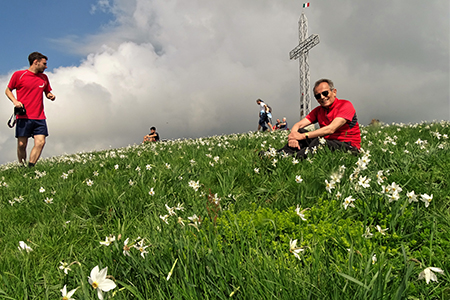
[14,101,23,108]
[288,131,304,142]
[46,92,56,101]
[288,139,300,149]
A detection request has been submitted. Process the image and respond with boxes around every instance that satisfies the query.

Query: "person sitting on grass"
[143,126,160,143]
[275,78,361,159]
[279,117,288,130]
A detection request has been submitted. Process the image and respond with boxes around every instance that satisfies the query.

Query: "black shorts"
[15,119,48,138]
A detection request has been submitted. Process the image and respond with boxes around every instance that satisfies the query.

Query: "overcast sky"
[0,0,448,165]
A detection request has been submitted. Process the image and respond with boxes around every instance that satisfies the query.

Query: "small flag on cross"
[303,3,310,8]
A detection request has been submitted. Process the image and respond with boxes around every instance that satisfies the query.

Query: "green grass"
[0,121,449,299]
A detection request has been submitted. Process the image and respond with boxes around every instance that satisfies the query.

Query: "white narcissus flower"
[295,175,303,183]
[134,238,150,258]
[388,191,400,202]
[188,214,199,225]
[325,180,336,193]
[295,205,308,221]
[343,196,355,210]
[376,225,389,235]
[289,239,304,260]
[160,214,169,225]
[123,238,131,256]
[149,188,155,196]
[389,182,402,194]
[420,193,433,208]
[59,261,72,274]
[88,266,116,300]
[372,254,377,264]
[18,241,33,253]
[165,204,176,216]
[362,227,373,238]
[99,235,116,246]
[407,190,418,203]
[61,284,78,300]
[418,267,444,284]
[357,176,371,188]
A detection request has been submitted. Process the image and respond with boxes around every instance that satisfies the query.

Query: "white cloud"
[0,0,448,165]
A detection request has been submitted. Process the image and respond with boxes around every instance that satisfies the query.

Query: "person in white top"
[256,99,273,132]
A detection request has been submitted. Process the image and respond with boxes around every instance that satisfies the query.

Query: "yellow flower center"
[92,281,98,289]
[63,297,69,300]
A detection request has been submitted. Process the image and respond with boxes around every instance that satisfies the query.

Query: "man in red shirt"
[277,78,360,158]
[5,52,56,167]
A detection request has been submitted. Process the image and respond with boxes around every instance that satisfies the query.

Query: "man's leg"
[29,135,46,164]
[277,128,316,157]
[326,140,359,155]
[17,137,28,165]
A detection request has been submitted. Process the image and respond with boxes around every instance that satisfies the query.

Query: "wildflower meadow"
[0,121,449,299]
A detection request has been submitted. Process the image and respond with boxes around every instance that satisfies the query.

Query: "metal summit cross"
[289,8,320,118]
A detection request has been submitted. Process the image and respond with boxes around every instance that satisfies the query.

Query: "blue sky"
[0,0,448,165]
[0,0,113,73]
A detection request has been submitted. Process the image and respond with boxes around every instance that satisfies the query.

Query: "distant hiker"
[369,119,381,126]
[275,118,281,129]
[274,79,360,159]
[143,126,160,142]
[279,117,288,130]
[5,52,56,167]
[256,99,273,132]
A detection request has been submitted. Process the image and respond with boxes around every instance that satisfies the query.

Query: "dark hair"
[150,127,156,131]
[28,52,48,66]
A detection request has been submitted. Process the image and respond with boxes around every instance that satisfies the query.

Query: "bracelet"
[304,132,309,138]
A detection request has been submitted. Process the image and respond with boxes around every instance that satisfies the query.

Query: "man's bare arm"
[5,87,22,108]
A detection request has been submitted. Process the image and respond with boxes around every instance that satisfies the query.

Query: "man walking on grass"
[5,52,56,167]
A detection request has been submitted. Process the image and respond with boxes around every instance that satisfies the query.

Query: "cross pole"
[290,11,320,119]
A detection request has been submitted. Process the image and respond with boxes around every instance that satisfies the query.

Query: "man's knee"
[17,138,28,150]
[34,136,46,149]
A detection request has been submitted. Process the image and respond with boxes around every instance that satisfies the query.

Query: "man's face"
[35,59,47,73]
[314,82,336,108]
[151,129,155,133]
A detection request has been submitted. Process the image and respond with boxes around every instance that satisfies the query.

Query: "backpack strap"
[7,113,16,128]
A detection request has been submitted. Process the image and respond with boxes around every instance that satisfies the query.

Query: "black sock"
[28,162,35,167]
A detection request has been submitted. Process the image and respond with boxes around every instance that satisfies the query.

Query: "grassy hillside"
[0,121,449,299]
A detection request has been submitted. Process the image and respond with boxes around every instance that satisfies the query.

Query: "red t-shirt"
[306,98,361,149]
[8,70,52,120]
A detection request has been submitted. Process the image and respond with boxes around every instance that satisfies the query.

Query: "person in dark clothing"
[143,126,160,142]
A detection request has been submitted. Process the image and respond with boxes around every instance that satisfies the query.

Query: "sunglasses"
[314,90,331,100]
